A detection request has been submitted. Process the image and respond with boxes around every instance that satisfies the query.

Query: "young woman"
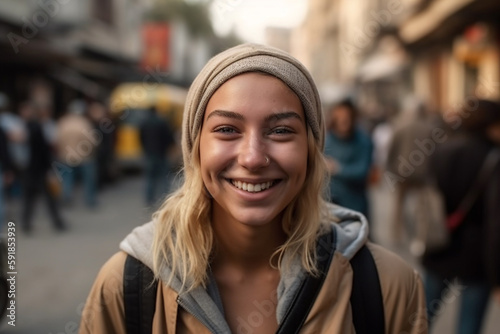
[80,44,426,333]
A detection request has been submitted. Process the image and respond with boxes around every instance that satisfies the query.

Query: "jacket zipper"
[176,296,219,334]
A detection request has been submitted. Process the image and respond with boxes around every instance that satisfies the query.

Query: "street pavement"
[0,175,499,333]
[1,175,154,333]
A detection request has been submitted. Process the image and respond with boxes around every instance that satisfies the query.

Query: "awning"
[357,37,409,82]
[50,66,107,100]
[399,0,475,44]
[318,83,353,107]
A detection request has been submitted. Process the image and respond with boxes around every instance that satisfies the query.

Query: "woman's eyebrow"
[206,110,245,121]
[206,110,302,122]
[265,111,303,122]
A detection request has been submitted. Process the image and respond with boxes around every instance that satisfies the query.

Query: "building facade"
[0,0,152,114]
[291,0,500,121]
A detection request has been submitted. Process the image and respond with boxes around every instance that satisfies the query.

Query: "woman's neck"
[210,212,286,273]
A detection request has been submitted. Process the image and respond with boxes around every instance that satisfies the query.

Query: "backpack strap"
[123,255,158,334]
[350,245,385,334]
[276,229,337,334]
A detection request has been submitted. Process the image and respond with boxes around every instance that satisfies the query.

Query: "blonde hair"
[152,124,331,292]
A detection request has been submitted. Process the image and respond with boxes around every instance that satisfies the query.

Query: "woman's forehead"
[214,72,293,93]
[203,72,304,120]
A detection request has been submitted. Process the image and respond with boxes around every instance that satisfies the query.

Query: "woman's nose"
[237,132,269,170]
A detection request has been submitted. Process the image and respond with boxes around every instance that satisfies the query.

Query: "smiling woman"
[80,44,427,334]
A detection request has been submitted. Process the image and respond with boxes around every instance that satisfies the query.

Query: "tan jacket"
[80,243,427,333]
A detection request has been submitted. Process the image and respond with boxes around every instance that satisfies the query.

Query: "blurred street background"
[0,0,500,333]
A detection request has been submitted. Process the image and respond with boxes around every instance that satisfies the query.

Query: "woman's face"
[199,72,308,228]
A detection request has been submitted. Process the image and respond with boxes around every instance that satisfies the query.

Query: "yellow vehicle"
[109,82,187,170]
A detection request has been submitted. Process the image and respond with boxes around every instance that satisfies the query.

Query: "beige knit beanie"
[182,43,324,168]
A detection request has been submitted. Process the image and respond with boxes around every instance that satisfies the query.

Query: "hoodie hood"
[120,204,368,333]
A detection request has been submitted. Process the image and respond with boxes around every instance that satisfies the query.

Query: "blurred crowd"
[324,94,500,333]
[0,89,178,235]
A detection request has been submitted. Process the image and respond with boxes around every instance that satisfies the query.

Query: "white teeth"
[231,180,274,193]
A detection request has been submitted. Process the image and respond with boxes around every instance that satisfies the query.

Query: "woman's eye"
[271,127,293,135]
[214,126,237,134]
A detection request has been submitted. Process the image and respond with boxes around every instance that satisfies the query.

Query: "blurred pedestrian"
[88,101,116,188]
[39,102,62,200]
[55,99,98,208]
[324,98,373,218]
[422,99,500,334]
[386,96,436,254]
[39,103,57,147]
[0,126,13,230]
[0,93,29,199]
[21,101,66,233]
[81,43,426,334]
[370,113,395,186]
[139,106,175,206]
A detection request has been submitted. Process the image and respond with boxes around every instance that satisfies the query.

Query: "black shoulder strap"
[350,245,385,334]
[276,230,337,334]
[123,255,158,334]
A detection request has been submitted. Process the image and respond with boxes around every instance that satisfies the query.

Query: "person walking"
[21,101,66,233]
[80,43,426,334]
[0,126,13,230]
[88,101,116,188]
[422,99,500,334]
[324,99,373,218]
[385,97,437,255]
[0,93,29,200]
[139,106,175,206]
[55,99,98,208]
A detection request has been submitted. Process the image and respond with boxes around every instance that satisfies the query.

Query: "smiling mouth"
[229,179,279,193]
